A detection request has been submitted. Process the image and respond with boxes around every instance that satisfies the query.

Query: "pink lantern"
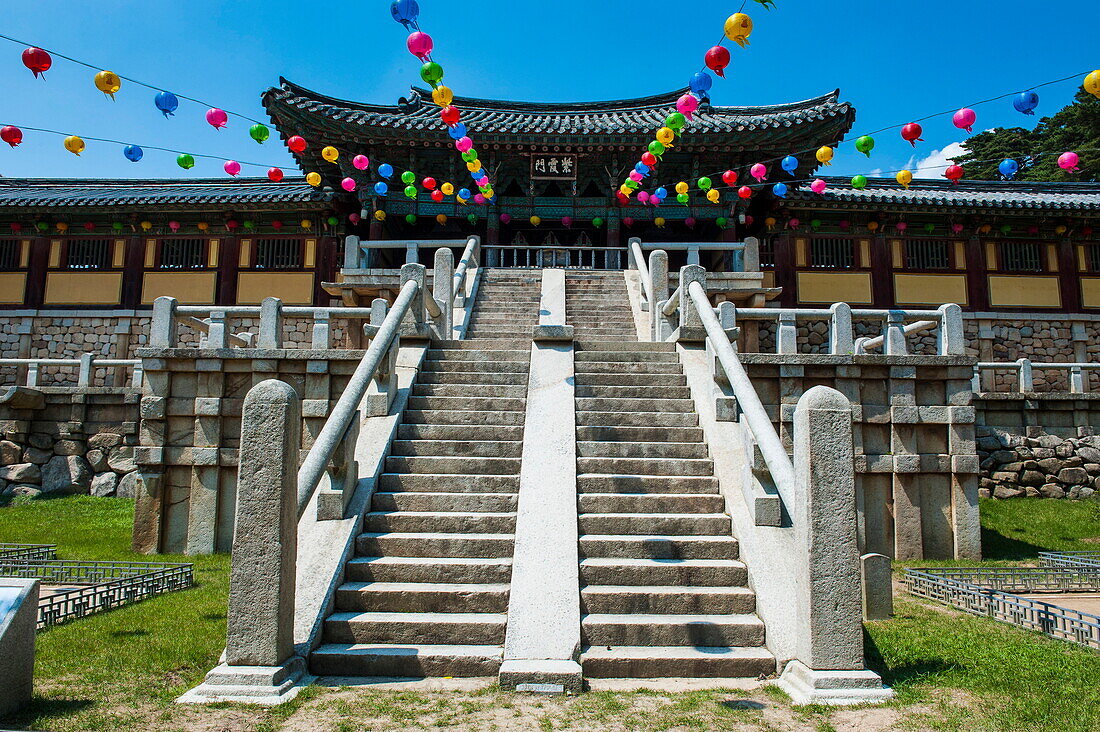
[896,222,908,232]
[168,221,181,233]
[353,155,370,170]
[839,220,850,230]
[628,170,644,182]
[1058,152,1080,172]
[223,160,241,176]
[810,178,827,194]
[473,193,487,205]
[951,223,965,234]
[650,195,661,208]
[499,213,512,225]
[407,31,434,60]
[349,213,361,224]
[623,217,634,228]
[1027,225,1039,234]
[953,108,976,133]
[788,218,801,229]
[677,93,699,121]
[341,177,357,192]
[205,108,228,130]
[562,216,573,228]
[750,163,767,182]
[637,191,650,204]
[685,217,697,228]
[455,137,474,153]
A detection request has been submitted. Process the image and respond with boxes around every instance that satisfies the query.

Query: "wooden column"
[964,236,989,311]
[25,237,49,309]
[1057,238,1081,313]
[774,233,797,307]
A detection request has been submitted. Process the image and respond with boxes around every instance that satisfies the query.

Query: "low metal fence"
[0,559,193,630]
[904,568,1100,650]
[1039,551,1100,570]
[0,544,57,562]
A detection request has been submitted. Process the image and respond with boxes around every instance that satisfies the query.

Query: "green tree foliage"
[954,90,1099,182]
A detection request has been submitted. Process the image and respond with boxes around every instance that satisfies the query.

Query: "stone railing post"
[1017,358,1034,392]
[777,313,797,355]
[686,246,701,266]
[311,311,332,350]
[677,264,706,341]
[365,298,398,416]
[884,312,907,356]
[205,311,230,350]
[258,298,284,349]
[433,247,454,340]
[649,250,669,342]
[1070,365,1085,394]
[829,303,854,355]
[77,353,95,387]
[938,303,964,356]
[1072,321,1088,363]
[150,296,179,348]
[399,263,429,339]
[743,237,761,273]
[25,362,39,387]
[181,379,305,703]
[343,235,361,270]
[405,241,419,265]
[778,385,891,704]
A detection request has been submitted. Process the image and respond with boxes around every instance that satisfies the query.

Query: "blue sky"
[0,0,1095,182]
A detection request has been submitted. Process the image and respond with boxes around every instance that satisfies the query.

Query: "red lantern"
[623,217,634,228]
[615,192,630,204]
[21,47,52,77]
[901,123,924,147]
[267,167,284,182]
[287,136,307,153]
[440,106,462,126]
[10,223,22,234]
[944,164,964,183]
[272,220,284,231]
[422,177,437,190]
[431,189,444,203]
[226,219,240,231]
[83,222,95,231]
[704,46,731,78]
[738,186,753,200]
[641,152,658,167]
[722,170,738,186]
[1,126,23,148]
[744,215,754,226]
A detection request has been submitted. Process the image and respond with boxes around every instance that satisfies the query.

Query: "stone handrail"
[0,355,143,388]
[627,237,653,311]
[451,236,480,307]
[974,359,1100,393]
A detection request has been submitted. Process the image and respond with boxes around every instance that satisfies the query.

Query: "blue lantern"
[389,0,420,29]
[654,187,668,200]
[123,145,143,162]
[772,182,788,198]
[448,123,468,140]
[1012,92,1039,115]
[634,162,650,176]
[378,163,393,179]
[689,72,713,96]
[154,91,178,118]
[998,159,1019,180]
[374,181,388,197]
[781,155,799,176]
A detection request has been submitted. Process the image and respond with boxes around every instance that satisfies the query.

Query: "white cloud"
[907,142,967,180]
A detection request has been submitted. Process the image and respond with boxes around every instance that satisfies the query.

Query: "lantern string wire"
[0,32,268,125]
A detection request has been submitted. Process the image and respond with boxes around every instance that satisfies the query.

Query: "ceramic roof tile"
[0,178,329,208]
[788,177,1100,212]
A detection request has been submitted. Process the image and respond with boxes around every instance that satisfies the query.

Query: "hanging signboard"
[530,154,577,181]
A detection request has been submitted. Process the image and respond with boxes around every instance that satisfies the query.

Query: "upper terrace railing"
[0,355,142,388]
[973,359,1100,394]
[484,244,626,270]
[343,235,480,271]
[632,237,760,270]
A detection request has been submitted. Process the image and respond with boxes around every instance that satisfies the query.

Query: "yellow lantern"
[374,210,386,222]
[321,146,339,163]
[301,219,313,230]
[530,216,542,227]
[467,160,482,172]
[441,182,455,196]
[867,221,879,232]
[816,146,834,166]
[56,222,69,232]
[896,170,913,189]
[64,135,85,156]
[436,214,448,225]
[306,172,322,187]
[140,221,153,231]
[979,224,992,234]
[675,181,689,195]
[656,127,675,145]
[483,188,494,199]
[765,217,777,229]
[197,222,210,232]
[94,70,121,98]
[1084,70,1100,99]
[724,13,753,48]
[432,85,454,107]
[706,189,721,204]
[619,185,633,196]
[654,217,666,228]
[1055,224,1068,235]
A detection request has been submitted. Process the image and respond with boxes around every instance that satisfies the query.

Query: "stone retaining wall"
[976,426,1099,500]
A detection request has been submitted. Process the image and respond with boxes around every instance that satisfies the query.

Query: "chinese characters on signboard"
[530,154,578,180]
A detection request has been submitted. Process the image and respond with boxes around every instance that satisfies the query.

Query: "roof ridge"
[817,175,1100,192]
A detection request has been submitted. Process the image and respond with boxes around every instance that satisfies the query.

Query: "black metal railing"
[0,544,57,562]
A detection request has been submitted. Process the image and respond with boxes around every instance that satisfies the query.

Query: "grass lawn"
[0,494,1097,731]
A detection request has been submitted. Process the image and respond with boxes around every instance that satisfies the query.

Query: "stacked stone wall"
[976,426,1099,500]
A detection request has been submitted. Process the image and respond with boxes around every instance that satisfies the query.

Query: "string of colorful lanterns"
[388,1,495,205]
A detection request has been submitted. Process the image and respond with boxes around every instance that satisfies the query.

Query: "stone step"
[372,492,518,513]
[573,362,683,375]
[390,439,524,458]
[311,643,503,678]
[576,411,699,428]
[324,611,507,645]
[578,493,726,514]
[357,532,514,558]
[416,371,529,386]
[434,339,529,350]
[573,373,687,387]
[384,456,522,475]
[423,351,530,363]
[575,351,680,363]
[577,441,709,459]
[364,511,517,534]
[582,613,765,647]
[575,425,703,442]
[575,385,692,400]
[579,536,738,562]
[577,474,718,494]
[377,473,520,493]
[403,409,526,427]
[346,556,513,584]
[408,396,527,413]
[580,556,745,584]
[421,360,530,373]
[575,342,676,352]
[580,645,776,679]
[577,457,714,476]
[397,424,525,442]
[579,513,730,535]
[464,330,535,339]
[576,398,693,414]
[581,585,756,615]
[335,582,510,613]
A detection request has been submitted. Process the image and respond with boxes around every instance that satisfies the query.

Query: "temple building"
[0,80,1097,313]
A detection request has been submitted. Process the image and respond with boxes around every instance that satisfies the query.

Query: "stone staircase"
[566,272,637,340]
[310,270,540,678]
[572,340,776,679]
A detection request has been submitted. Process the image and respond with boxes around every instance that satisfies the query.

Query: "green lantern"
[716,217,729,229]
[924,223,936,234]
[592,217,604,228]
[35,221,48,232]
[419,61,444,86]
[112,222,124,232]
[664,112,686,131]
[243,220,255,231]
[405,214,417,224]
[326,216,339,227]
[467,213,478,224]
[401,171,416,185]
[851,175,868,190]
[676,193,689,205]
[810,218,822,231]
[404,185,418,199]
[176,153,195,170]
[249,124,270,144]
[648,141,665,157]
[697,177,713,191]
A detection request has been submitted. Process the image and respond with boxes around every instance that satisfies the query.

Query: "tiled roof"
[788,177,1100,213]
[263,78,855,140]
[0,177,330,209]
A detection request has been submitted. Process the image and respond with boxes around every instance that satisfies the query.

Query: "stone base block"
[498,660,583,694]
[776,660,894,706]
[532,325,575,342]
[177,658,312,706]
[670,326,708,343]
